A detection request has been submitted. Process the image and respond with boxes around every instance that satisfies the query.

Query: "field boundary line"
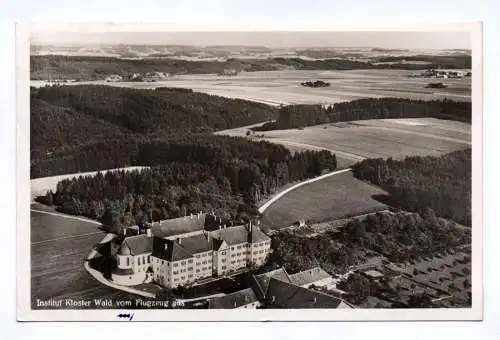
[31,209,102,225]
[258,168,352,214]
[271,140,366,161]
[32,231,103,245]
[373,126,471,145]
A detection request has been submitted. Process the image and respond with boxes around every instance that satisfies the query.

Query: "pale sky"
[31,31,471,50]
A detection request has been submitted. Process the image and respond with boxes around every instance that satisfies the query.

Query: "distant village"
[104,69,239,82]
[105,72,171,82]
[409,69,472,79]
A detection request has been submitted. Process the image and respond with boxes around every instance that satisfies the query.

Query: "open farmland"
[31,69,471,106]
[218,118,471,168]
[261,171,388,230]
[31,209,136,309]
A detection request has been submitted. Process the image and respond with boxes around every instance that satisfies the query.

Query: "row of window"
[231,252,248,258]
[253,241,270,248]
[136,255,151,266]
[195,266,211,273]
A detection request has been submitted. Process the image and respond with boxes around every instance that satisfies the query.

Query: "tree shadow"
[371,194,400,208]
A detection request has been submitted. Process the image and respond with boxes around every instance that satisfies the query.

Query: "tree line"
[31,85,280,177]
[252,98,471,131]
[41,146,336,230]
[351,148,471,226]
[32,85,278,135]
[30,54,471,81]
[270,209,470,275]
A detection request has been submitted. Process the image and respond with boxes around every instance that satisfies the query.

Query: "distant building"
[251,266,354,309]
[110,213,271,288]
[105,75,123,82]
[361,269,384,281]
[421,69,469,79]
[218,69,239,76]
[265,277,353,309]
[289,266,333,288]
[208,288,260,309]
[252,267,293,300]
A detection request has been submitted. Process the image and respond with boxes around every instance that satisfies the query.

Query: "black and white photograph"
[17,24,482,321]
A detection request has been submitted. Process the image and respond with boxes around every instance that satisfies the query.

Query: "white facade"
[112,253,149,286]
[113,223,271,289]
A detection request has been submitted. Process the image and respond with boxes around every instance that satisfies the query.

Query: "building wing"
[208,288,259,309]
[152,238,192,262]
[210,225,248,246]
[151,213,207,238]
[178,233,212,254]
[250,225,271,243]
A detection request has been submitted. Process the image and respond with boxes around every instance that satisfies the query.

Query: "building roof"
[118,244,131,256]
[252,267,292,299]
[265,278,350,309]
[178,233,212,254]
[289,267,332,287]
[249,225,271,243]
[123,234,153,255]
[208,288,259,309]
[151,238,193,262]
[210,225,248,246]
[363,270,384,279]
[212,238,227,251]
[209,224,270,247]
[112,267,135,276]
[151,213,207,238]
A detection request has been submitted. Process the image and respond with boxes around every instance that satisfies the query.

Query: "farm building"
[250,266,353,309]
[421,69,470,78]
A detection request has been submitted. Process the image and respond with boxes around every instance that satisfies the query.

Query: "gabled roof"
[212,238,227,251]
[265,278,351,309]
[249,225,270,243]
[289,267,332,287]
[210,225,248,246]
[252,267,292,299]
[123,234,153,255]
[208,288,259,309]
[151,214,207,238]
[151,238,192,262]
[178,233,212,254]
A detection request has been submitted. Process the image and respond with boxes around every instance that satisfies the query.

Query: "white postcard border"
[17,22,483,322]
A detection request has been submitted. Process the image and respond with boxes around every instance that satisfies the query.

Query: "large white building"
[109,213,271,288]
